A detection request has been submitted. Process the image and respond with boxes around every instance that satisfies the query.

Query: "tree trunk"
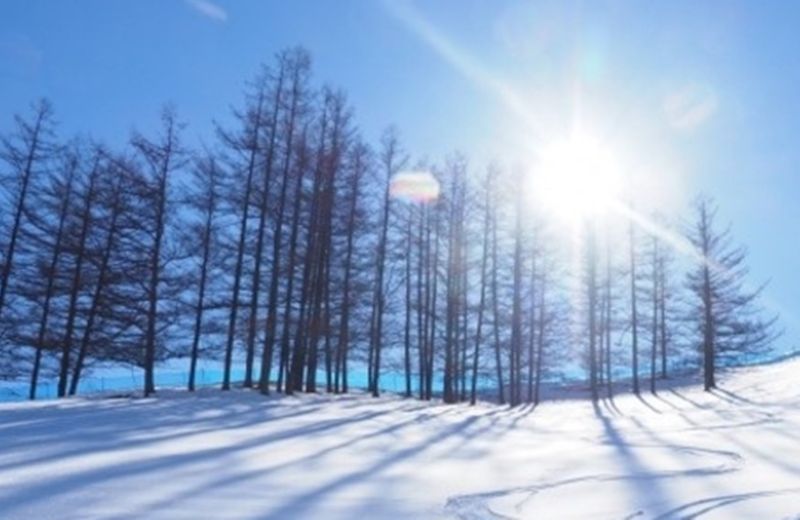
[425,209,441,400]
[586,224,599,402]
[403,208,413,397]
[259,63,302,395]
[333,146,364,394]
[533,273,546,405]
[629,220,640,394]
[245,67,285,388]
[0,104,48,318]
[470,185,491,405]
[58,166,97,397]
[367,133,397,398]
[650,236,658,394]
[188,179,215,392]
[31,163,76,399]
[510,192,524,406]
[417,204,427,399]
[223,91,265,391]
[527,252,536,403]
[490,195,505,405]
[604,240,613,398]
[70,176,122,396]
[659,252,668,379]
[700,204,716,390]
[276,132,309,394]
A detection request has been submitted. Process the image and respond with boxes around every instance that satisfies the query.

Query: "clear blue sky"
[2,0,799,349]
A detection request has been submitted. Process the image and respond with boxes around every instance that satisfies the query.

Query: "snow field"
[1,359,799,519]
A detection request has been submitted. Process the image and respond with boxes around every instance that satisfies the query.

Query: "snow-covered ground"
[1,360,799,519]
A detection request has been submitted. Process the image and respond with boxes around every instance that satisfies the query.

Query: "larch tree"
[628,217,641,394]
[185,155,223,392]
[27,151,78,399]
[130,107,185,396]
[685,196,779,390]
[259,47,311,395]
[219,73,267,391]
[57,151,99,397]
[0,100,57,320]
[367,128,406,398]
[69,157,126,396]
[245,56,288,389]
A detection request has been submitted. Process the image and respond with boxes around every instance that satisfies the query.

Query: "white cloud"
[185,0,228,22]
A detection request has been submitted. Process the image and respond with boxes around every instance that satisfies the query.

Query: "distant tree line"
[0,47,779,403]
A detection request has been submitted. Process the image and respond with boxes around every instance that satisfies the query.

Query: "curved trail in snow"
[652,488,800,519]
[442,442,799,519]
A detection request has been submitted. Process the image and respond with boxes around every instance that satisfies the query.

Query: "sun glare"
[530,134,621,221]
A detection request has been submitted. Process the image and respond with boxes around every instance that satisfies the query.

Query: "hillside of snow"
[1,359,799,519]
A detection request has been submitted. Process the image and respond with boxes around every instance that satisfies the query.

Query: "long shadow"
[118,403,473,517]
[259,412,487,519]
[623,416,779,520]
[626,415,743,476]
[0,399,413,515]
[448,402,685,518]
[0,387,479,506]
[667,388,710,410]
[505,402,536,429]
[0,397,330,472]
[668,397,800,477]
[599,395,624,417]
[667,386,788,435]
[650,392,682,412]
[653,487,800,520]
[9,375,796,517]
[592,401,674,514]
[635,392,663,414]
[443,406,514,456]
[133,407,497,519]
[0,388,441,474]
[706,386,800,443]
[710,387,765,407]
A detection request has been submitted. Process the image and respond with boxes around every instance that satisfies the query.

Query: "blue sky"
[2,0,799,348]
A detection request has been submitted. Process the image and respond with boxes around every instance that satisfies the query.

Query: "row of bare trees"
[0,47,779,403]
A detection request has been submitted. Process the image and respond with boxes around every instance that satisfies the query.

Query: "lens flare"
[389,170,440,203]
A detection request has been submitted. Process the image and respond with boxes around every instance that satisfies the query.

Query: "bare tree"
[29,152,77,399]
[130,108,184,396]
[489,179,506,405]
[276,127,310,394]
[585,223,600,402]
[219,76,267,391]
[259,48,311,394]
[0,100,57,319]
[628,218,641,394]
[509,177,524,406]
[245,57,287,389]
[185,155,223,391]
[69,160,125,396]
[686,196,779,390]
[470,172,492,405]
[333,140,370,393]
[57,153,99,397]
[367,128,405,397]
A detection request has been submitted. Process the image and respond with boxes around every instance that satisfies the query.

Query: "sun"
[529,134,621,221]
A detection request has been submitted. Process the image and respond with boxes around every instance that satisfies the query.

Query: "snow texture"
[1,359,799,519]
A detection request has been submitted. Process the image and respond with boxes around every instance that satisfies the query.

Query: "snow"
[1,360,799,519]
